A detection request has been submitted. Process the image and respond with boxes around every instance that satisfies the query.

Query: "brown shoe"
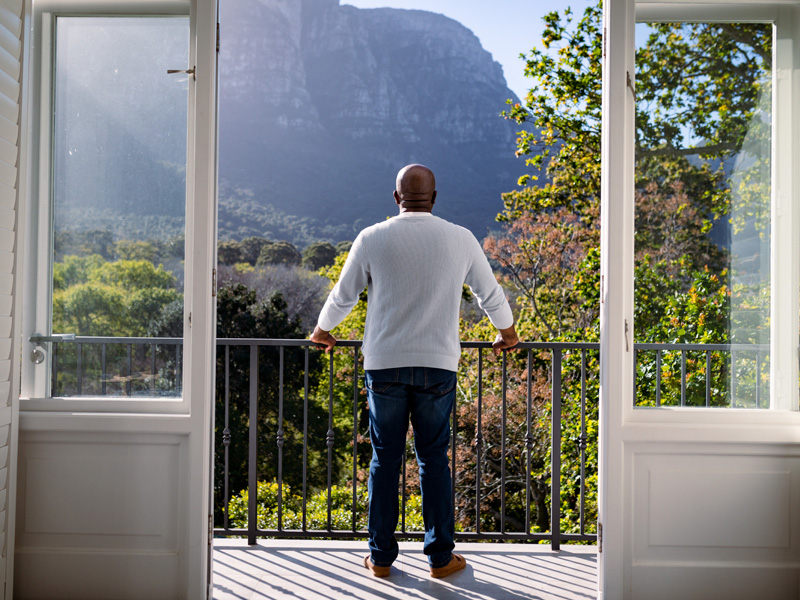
[363,555,391,577]
[430,553,466,578]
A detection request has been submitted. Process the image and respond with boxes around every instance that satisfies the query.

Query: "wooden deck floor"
[213,539,598,600]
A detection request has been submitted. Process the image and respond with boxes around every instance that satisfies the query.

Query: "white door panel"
[15,430,187,599]
[14,0,217,598]
[601,1,800,598]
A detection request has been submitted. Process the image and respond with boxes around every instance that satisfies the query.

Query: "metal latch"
[29,333,76,364]
[29,333,76,344]
[167,66,196,81]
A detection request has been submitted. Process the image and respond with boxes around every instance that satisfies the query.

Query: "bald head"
[394,164,436,211]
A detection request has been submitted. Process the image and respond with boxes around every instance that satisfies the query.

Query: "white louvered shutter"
[0,0,23,598]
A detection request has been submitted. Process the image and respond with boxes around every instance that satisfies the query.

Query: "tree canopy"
[53,255,181,337]
[495,2,771,346]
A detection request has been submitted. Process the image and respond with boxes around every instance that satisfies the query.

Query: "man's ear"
[393,190,401,205]
[430,190,437,205]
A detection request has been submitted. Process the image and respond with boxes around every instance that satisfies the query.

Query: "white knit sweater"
[317,212,513,371]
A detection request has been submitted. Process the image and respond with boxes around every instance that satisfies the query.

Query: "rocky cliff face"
[219,0,526,242]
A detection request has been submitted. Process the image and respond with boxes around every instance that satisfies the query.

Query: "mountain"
[53,1,529,247]
[218,0,528,244]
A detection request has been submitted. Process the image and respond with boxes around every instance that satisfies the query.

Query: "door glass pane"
[51,17,189,398]
[633,22,772,408]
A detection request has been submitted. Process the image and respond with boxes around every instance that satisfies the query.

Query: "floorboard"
[213,539,598,600]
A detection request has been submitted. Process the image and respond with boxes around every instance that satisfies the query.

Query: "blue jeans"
[365,367,457,569]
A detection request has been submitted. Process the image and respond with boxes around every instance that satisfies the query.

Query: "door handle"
[167,66,196,81]
[29,333,76,344]
[29,333,76,364]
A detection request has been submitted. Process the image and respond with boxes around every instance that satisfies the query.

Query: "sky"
[343,0,595,101]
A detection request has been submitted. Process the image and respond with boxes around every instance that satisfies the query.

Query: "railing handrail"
[634,342,769,351]
[214,338,602,350]
[54,335,770,353]
[51,335,183,344]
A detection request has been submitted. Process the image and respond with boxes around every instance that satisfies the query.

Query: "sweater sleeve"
[317,233,370,332]
[464,235,514,330]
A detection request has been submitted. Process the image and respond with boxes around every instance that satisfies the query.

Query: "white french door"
[600,1,800,599]
[14,0,218,598]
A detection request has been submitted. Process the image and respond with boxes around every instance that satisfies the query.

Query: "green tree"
[256,241,302,267]
[53,255,181,336]
[238,236,271,265]
[498,2,770,342]
[502,6,769,226]
[217,240,243,265]
[335,240,353,255]
[54,229,115,260]
[213,283,331,524]
[302,241,337,271]
[115,240,159,263]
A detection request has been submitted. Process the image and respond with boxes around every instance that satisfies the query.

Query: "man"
[310,164,519,578]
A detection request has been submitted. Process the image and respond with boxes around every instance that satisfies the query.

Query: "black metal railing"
[634,342,770,408]
[48,335,183,397]
[212,339,599,550]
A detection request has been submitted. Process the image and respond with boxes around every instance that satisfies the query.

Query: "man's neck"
[398,201,433,213]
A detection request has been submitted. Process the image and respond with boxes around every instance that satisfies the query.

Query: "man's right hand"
[310,325,337,353]
[492,325,520,356]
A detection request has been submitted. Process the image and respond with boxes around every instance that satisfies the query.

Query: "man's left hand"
[492,325,520,356]
[310,326,337,352]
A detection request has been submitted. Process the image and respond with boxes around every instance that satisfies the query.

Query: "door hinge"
[624,319,630,352]
[212,268,217,297]
[598,521,603,553]
[626,71,636,101]
[209,514,214,545]
[216,22,220,53]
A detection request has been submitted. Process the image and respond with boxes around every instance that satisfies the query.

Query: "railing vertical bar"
[706,350,712,408]
[223,345,231,531]
[500,350,507,535]
[351,347,360,532]
[451,364,457,528]
[101,343,107,395]
[475,348,483,535]
[248,345,258,545]
[551,348,562,551]
[655,350,661,407]
[326,350,335,531]
[680,350,686,407]
[127,344,132,397]
[277,346,285,532]
[302,347,309,532]
[755,350,761,409]
[579,349,587,536]
[632,348,637,406]
[401,447,407,533]
[525,349,533,534]
[731,350,737,408]
[151,343,157,394]
[51,342,58,396]
[176,343,182,394]
[76,342,83,396]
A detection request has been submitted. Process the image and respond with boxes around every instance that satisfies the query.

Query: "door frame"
[14,0,218,597]
[600,1,800,598]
